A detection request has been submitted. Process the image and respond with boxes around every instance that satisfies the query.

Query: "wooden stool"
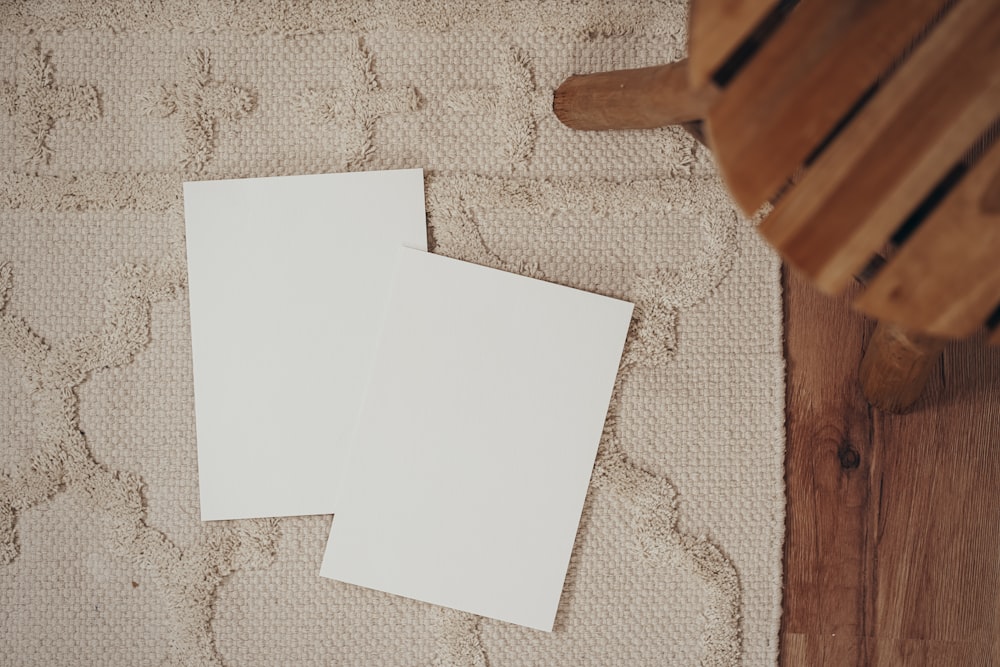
[555,0,1000,413]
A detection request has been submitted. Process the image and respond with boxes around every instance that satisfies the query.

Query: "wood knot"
[838,445,861,470]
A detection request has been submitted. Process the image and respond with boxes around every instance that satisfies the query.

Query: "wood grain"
[706,0,948,213]
[687,0,777,87]
[781,267,1000,666]
[760,0,1000,294]
[856,141,1000,337]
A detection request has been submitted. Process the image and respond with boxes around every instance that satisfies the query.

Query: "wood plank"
[866,344,1000,658]
[855,141,1000,338]
[781,633,863,666]
[783,635,998,666]
[761,0,1000,292]
[868,640,998,666]
[781,267,1000,666]
[687,0,778,87]
[780,269,875,667]
[707,0,949,213]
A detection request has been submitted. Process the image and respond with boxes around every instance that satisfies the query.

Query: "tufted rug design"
[0,2,785,665]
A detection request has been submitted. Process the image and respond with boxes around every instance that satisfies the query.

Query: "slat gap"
[803,82,880,168]
[890,117,1000,247]
[986,303,1000,331]
[711,0,801,88]
[802,0,958,170]
[854,253,888,287]
[890,162,969,246]
[876,0,961,84]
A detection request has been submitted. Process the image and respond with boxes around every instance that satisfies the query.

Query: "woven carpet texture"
[0,2,785,665]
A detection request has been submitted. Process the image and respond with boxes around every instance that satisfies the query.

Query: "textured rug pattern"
[0,2,785,665]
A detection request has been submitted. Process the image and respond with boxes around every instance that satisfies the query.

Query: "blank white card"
[184,169,427,520]
[321,249,633,631]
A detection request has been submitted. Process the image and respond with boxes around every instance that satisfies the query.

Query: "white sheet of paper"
[183,169,427,520]
[320,249,633,631]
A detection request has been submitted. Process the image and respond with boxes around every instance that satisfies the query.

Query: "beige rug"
[0,2,785,665]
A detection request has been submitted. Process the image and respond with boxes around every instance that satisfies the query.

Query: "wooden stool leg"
[553,59,712,131]
[859,320,947,413]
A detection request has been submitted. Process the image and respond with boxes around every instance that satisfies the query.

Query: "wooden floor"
[780,269,1000,666]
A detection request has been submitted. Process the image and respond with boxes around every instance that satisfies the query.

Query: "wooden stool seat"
[554,0,1000,412]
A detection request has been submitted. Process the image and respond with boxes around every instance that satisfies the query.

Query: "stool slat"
[758,0,1000,292]
[687,0,778,87]
[855,142,1000,338]
[707,0,948,213]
